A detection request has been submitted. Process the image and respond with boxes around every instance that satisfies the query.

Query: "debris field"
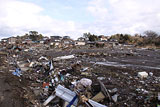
[0,45,160,107]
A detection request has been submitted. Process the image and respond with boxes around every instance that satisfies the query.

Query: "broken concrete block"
[138,72,148,78]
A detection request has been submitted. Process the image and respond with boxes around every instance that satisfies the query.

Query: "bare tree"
[144,30,158,39]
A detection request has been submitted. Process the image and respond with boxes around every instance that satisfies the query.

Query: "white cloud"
[0,0,85,39]
[87,0,160,35]
[87,0,108,20]
[0,0,160,40]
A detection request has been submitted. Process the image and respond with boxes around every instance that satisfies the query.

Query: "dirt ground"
[0,47,160,107]
[0,72,27,107]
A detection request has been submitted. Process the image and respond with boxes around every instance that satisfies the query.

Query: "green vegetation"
[13,30,160,47]
[110,30,160,47]
[29,31,43,41]
[83,32,99,41]
[82,30,160,47]
[16,31,44,42]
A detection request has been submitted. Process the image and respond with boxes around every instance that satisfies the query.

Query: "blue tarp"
[12,68,22,77]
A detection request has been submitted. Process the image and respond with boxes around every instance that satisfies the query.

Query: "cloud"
[0,0,86,39]
[87,0,160,35]
[0,0,160,40]
[87,0,108,20]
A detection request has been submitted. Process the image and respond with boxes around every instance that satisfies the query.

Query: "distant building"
[1,38,8,43]
[77,37,86,41]
[39,37,49,44]
[43,36,49,41]
[8,37,17,44]
[109,38,118,42]
[75,41,86,46]
[61,38,75,47]
[86,41,96,47]
[50,36,62,42]
[40,40,44,44]
[98,35,108,41]
[63,36,70,39]
[22,38,33,44]
[108,39,119,46]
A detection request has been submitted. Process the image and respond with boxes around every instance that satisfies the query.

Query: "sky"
[0,0,160,39]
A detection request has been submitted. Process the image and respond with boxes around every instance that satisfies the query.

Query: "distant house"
[8,37,17,44]
[77,37,86,41]
[39,37,49,44]
[61,38,75,47]
[63,36,70,39]
[43,36,49,40]
[86,41,96,47]
[108,39,119,46]
[50,36,62,42]
[50,41,62,48]
[98,35,108,41]
[109,38,118,42]
[1,38,8,44]
[22,38,33,44]
[75,41,86,46]
[39,40,44,44]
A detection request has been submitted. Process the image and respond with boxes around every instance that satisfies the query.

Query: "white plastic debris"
[97,77,106,81]
[13,55,17,58]
[55,85,107,107]
[50,60,54,71]
[29,61,41,68]
[55,85,78,106]
[81,67,89,72]
[39,56,48,61]
[158,92,160,101]
[29,62,35,67]
[24,49,29,52]
[43,95,56,106]
[88,99,107,107]
[149,72,153,76]
[138,72,148,78]
[53,55,75,61]
[65,73,71,77]
[112,94,118,102]
[79,78,92,87]
[71,80,77,85]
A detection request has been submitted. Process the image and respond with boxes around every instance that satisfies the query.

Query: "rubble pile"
[0,44,160,107]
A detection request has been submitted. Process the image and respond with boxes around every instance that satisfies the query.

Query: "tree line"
[18,30,160,47]
[83,30,160,47]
